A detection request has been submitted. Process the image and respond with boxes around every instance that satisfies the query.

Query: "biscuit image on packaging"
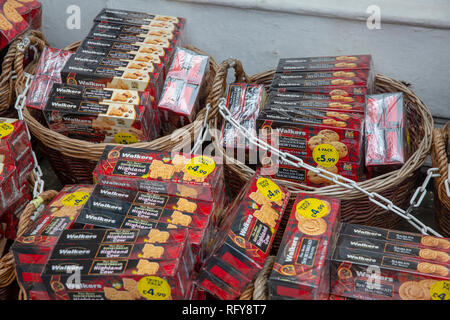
[3,1,23,23]
[249,191,271,206]
[438,238,450,250]
[112,91,134,102]
[336,56,358,61]
[182,170,206,183]
[416,262,446,276]
[135,259,159,275]
[436,251,449,263]
[0,13,12,31]
[177,185,198,198]
[337,266,353,280]
[418,279,438,296]
[419,249,439,261]
[129,62,148,70]
[149,160,175,180]
[122,278,141,300]
[171,211,192,227]
[140,244,165,259]
[140,47,158,54]
[421,236,440,248]
[104,287,133,300]
[147,229,170,243]
[329,141,348,158]
[297,216,327,236]
[175,198,197,213]
[253,204,279,229]
[399,281,428,300]
[329,102,352,110]
[308,165,338,185]
[50,206,79,218]
[329,89,349,97]
[326,111,350,121]
[135,55,156,63]
[124,72,142,80]
[167,224,178,229]
[172,155,189,172]
[308,135,331,151]
[317,129,340,142]
[435,265,449,277]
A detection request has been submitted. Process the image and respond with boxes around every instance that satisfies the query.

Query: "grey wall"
[40,0,450,118]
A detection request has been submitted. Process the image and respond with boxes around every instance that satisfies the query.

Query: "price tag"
[185,156,216,178]
[256,177,283,202]
[61,192,90,207]
[313,144,339,168]
[430,280,450,300]
[296,198,328,219]
[138,276,171,300]
[0,123,14,139]
[114,133,138,145]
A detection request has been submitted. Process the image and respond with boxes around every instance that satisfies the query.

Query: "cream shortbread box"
[43,95,156,144]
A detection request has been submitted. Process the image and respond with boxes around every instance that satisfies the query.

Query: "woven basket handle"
[432,123,450,207]
[207,58,248,113]
[0,190,58,290]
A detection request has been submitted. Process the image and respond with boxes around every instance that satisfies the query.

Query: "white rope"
[218,98,442,237]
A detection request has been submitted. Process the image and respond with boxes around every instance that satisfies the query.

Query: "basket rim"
[431,124,449,209]
[206,59,434,200]
[21,44,219,162]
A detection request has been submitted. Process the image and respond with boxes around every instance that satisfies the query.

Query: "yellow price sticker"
[114,133,138,145]
[0,123,14,139]
[313,144,339,168]
[430,280,450,300]
[256,177,283,202]
[138,276,171,300]
[61,192,90,207]
[185,156,216,178]
[296,198,328,219]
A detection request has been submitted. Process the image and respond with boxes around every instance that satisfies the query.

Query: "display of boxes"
[198,172,291,300]
[268,194,340,300]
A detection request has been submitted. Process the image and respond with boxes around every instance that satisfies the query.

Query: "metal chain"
[14,72,45,198]
[217,98,442,237]
[409,168,440,210]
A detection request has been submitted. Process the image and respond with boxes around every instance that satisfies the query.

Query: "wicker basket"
[206,59,434,231]
[15,41,219,185]
[0,30,48,117]
[431,124,450,237]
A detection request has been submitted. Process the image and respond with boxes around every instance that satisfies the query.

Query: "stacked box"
[256,55,374,187]
[43,85,158,144]
[365,92,408,173]
[330,223,450,300]
[267,194,340,300]
[0,118,35,184]
[157,47,210,132]
[26,47,74,111]
[40,227,194,300]
[73,184,224,261]
[11,185,94,300]
[197,172,291,300]
[220,83,267,158]
[93,145,224,202]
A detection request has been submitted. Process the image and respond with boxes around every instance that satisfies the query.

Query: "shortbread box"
[77,38,170,69]
[11,185,94,300]
[60,53,164,103]
[338,223,450,253]
[0,0,29,51]
[88,22,180,49]
[269,91,366,104]
[0,181,30,240]
[158,47,210,132]
[220,83,267,154]
[268,194,340,300]
[93,146,224,202]
[94,8,186,31]
[198,173,291,300]
[44,96,156,144]
[271,84,368,97]
[257,111,364,164]
[268,95,365,114]
[330,246,449,300]
[260,155,362,186]
[272,70,374,94]
[0,118,33,165]
[277,55,373,73]
[77,184,222,227]
[335,234,449,264]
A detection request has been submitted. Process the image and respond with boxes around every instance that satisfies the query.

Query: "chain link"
[217,98,442,237]
[13,73,45,198]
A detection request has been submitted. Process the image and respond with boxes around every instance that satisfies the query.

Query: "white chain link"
[14,72,45,198]
[410,168,440,209]
[217,98,442,237]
